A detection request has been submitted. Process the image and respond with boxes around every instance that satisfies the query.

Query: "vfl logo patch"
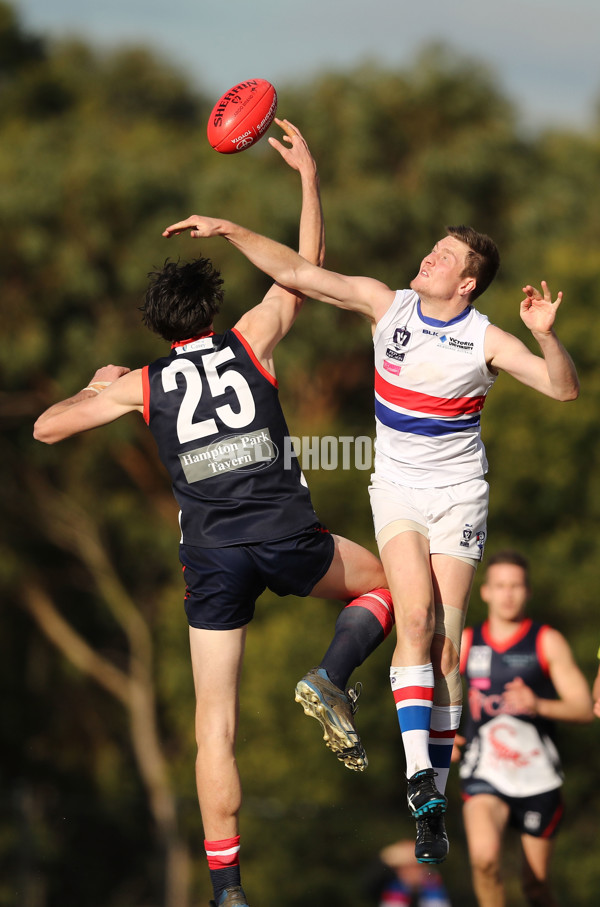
[392,326,411,347]
[460,524,474,548]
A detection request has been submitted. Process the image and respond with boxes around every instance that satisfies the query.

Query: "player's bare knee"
[402,623,434,654]
[195,706,238,752]
[471,851,502,882]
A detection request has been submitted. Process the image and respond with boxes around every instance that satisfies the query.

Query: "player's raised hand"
[520,280,563,335]
[268,118,317,177]
[162,216,225,239]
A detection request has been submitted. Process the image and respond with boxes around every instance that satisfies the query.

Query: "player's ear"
[459,276,476,298]
[479,582,491,604]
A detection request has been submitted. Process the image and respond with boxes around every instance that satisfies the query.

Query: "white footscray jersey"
[373,289,497,488]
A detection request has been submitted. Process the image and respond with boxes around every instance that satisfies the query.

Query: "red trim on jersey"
[482,618,533,653]
[170,331,215,348]
[232,328,278,387]
[142,365,151,425]
[374,368,487,416]
[460,626,474,674]
[536,625,552,676]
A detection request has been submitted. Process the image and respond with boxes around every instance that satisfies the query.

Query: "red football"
[207,79,277,154]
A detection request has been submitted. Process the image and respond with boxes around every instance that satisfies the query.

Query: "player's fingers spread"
[279,118,299,139]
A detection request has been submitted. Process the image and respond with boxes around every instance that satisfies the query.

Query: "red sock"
[205,835,241,902]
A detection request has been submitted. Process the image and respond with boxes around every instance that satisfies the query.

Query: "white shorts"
[369,473,489,562]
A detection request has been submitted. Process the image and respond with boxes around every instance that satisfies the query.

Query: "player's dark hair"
[446,225,500,302]
[141,257,224,341]
[485,549,530,585]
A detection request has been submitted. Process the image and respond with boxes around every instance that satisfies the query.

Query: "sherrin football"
[207,79,277,154]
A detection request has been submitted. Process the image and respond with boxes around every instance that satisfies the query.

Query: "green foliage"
[2,2,600,904]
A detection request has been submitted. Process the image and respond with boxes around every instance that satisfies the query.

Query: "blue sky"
[14,0,600,131]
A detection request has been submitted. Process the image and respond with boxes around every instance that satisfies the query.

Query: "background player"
[159,199,579,864]
[33,121,393,907]
[454,550,593,906]
[365,839,452,906]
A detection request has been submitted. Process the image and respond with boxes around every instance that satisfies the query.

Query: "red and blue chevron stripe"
[375,368,486,437]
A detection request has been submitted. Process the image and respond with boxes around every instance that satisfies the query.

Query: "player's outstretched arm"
[33,366,143,444]
[162,219,393,323]
[485,282,579,401]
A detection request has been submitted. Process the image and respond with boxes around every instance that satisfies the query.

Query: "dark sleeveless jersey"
[461,619,558,743]
[142,328,319,547]
[459,618,563,795]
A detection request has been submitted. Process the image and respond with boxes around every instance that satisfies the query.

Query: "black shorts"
[461,779,564,838]
[180,523,335,630]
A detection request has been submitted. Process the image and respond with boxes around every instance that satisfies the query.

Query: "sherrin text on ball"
[207,79,277,154]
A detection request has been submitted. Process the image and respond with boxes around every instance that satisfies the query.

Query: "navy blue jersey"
[461,619,558,745]
[143,329,319,547]
[459,619,564,796]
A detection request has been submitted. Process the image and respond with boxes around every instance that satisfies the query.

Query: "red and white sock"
[390,663,434,778]
[429,704,462,794]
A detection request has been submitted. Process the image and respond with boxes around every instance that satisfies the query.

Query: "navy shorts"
[180,523,335,630]
[461,779,564,838]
